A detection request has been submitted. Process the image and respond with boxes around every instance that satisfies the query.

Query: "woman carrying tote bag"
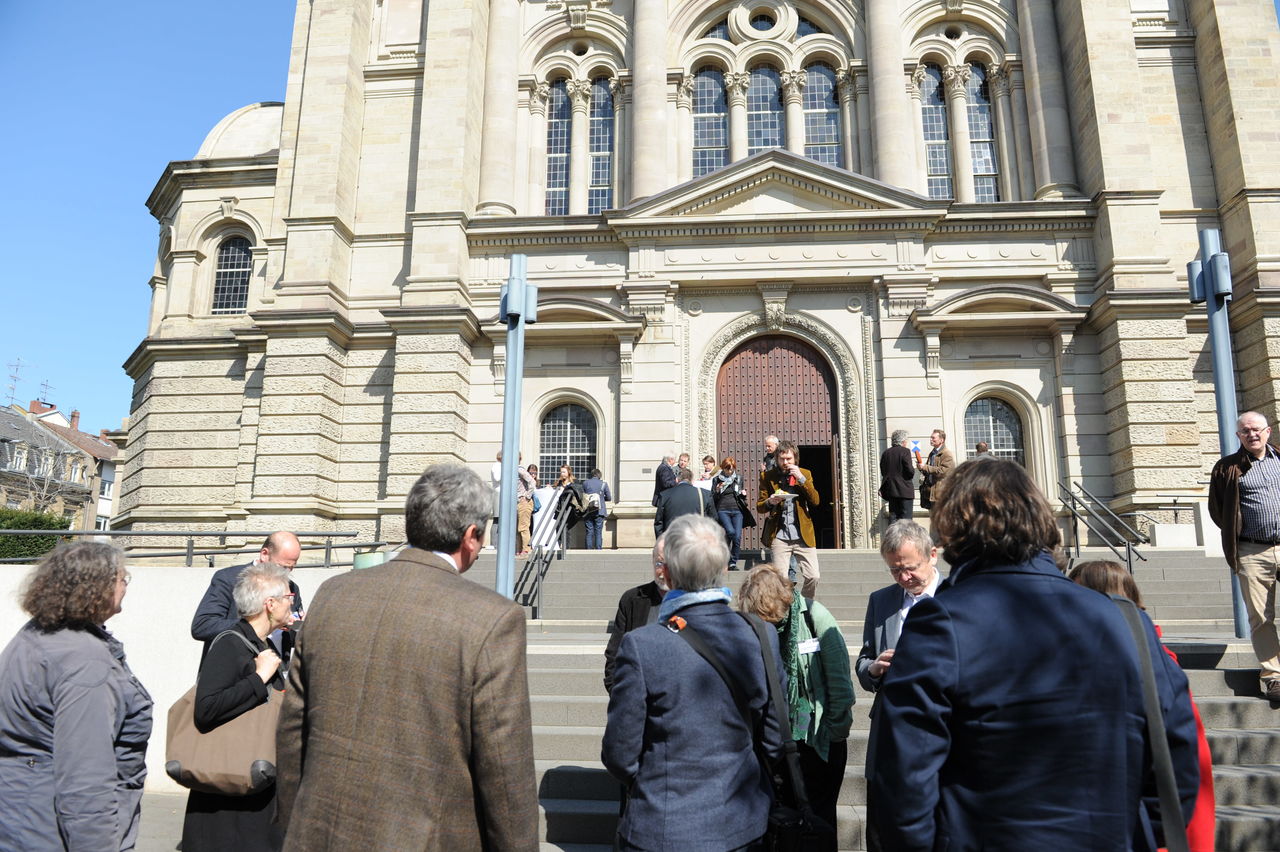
[181,562,294,852]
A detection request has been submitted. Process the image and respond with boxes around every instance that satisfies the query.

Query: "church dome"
[195,102,284,159]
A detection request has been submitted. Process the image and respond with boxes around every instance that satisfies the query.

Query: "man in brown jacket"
[915,429,955,511]
[276,464,539,850]
[1209,410,1280,701]
[759,440,821,596]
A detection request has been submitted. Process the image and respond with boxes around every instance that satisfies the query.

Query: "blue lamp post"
[495,254,537,599]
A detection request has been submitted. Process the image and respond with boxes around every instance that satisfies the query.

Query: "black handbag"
[735,490,757,528]
[672,614,834,851]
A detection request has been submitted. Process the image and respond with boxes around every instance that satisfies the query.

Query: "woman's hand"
[255,648,281,683]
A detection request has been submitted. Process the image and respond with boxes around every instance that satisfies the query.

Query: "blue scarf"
[658,587,733,623]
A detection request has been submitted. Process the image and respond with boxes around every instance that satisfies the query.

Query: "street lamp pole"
[495,255,537,600]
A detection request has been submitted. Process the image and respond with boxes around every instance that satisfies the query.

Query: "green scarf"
[775,591,814,742]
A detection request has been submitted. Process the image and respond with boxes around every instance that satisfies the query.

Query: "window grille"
[211,236,252,315]
[703,20,730,39]
[966,63,1000,203]
[963,397,1025,465]
[803,63,841,167]
[588,77,614,214]
[747,66,784,155]
[921,65,952,200]
[539,403,598,483]
[750,13,775,30]
[692,67,729,177]
[545,79,571,215]
[797,16,823,36]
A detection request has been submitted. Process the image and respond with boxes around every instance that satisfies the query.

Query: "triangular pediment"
[613,148,942,220]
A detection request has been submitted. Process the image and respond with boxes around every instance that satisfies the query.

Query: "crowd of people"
[13,412,1280,850]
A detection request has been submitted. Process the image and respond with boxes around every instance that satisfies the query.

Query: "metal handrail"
[514,489,577,618]
[0,528,372,568]
[1072,482,1150,545]
[1058,483,1147,573]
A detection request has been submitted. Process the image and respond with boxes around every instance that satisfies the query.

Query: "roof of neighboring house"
[37,421,119,462]
[0,407,91,459]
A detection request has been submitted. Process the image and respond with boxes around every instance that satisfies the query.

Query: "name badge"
[799,638,820,655]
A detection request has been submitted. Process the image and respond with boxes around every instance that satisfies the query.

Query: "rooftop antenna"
[4,358,20,407]
[38,378,55,404]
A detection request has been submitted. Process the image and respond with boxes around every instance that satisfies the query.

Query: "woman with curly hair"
[0,542,153,851]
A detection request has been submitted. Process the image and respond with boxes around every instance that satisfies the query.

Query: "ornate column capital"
[836,67,856,104]
[726,71,751,106]
[529,81,551,117]
[676,74,695,109]
[988,66,1010,98]
[781,70,807,105]
[610,76,630,106]
[567,78,593,112]
[908,64,927,100]
[943,64,971,98]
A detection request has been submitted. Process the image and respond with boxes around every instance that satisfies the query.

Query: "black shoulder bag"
[670,612,834,851]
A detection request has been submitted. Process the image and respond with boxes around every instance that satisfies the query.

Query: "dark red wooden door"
[716,335,838,551]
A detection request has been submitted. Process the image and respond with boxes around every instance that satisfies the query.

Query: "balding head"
[260,531,301,570]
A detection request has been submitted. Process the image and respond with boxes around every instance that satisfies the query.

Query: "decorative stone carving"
[566,78,593,111]
[910,64,928,92]
[219,197,238,220]
[529,82,551,117]
[726,72,751,106]
[616,332,636,394]
[943,64,972,97]
[923,329,941,390]
[759,281,792,330]
[836,68,855,104]
[781,70,806,105]
[988,66,1010,98]
[676,75,695,109]
[492,339,506,389]
[565,0,591,30]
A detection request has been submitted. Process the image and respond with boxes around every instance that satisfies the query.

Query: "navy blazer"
[191,563,303,662]
[602,601,784,851]
[855,582,907,694]
[653,482,716,535]
[869,552,1199,852]
[651,462,677,507]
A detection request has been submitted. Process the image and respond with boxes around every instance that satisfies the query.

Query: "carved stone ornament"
[530,82,551,116]
[566,79,593,110]
[911,64,928,89]
[676,75,695,108]
[764,300,787,330]
[988,66,1010,98]
[219,197,238,220]
[781,70,807,104]
[725,72,751,105]
[836,67,855,103]
[565,0,591,30]
[943,64,972,96]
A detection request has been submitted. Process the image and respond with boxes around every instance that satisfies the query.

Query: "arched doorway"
[716,335,841,551]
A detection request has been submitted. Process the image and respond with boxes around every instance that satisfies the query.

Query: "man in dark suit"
[190,530,304,665]
[603,536,668,692]
[879,429,915,520]
[276,464,538,851]
[654,467,715,535]
[856,520,940,698]
[651,453,677,507]
[758,440,821,597]
[603,514,784,850]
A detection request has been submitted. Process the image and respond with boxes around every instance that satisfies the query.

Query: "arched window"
[692,66,729,176]
[967,63,1000,202]
[211,236,252,315]
[964,397,1025,465]
[545,79,571,215]
[539,403,598,482]
[921,64,952,199]
[704,20,730,40]
[746,66,784,156]
[797,16,824,36]
[588,76,614,214]
[802,62,841,167]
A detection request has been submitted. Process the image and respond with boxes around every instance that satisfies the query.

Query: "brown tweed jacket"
[276,548,538,851]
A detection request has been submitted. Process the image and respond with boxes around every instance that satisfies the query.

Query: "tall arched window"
[539,403,598,481]
[588,76,614,213]
[921,64,952,199]
[211,236,252,315]
[545,79,571,215]
[964,397,1024,465]
[966,63,1000,202]
[802,62,841,167]
[746,66,784,155]
[692,67,730,176]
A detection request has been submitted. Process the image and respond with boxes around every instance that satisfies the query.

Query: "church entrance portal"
[715,335,841,552]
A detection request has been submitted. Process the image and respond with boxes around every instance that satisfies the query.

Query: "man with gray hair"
[276,463,538,850]
[603,535,669,693]
[603,515,783,850]
[652,452,678,507]
[879,429,916,521]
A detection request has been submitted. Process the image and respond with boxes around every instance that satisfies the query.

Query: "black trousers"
[887,497,913,521]
[797,739,847,852]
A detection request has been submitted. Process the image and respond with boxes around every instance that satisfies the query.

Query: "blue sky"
[0,2,296,434]
[1,2,1278,434]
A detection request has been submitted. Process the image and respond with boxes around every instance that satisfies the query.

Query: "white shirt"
[899,569,941,620]
[432,551,459,573]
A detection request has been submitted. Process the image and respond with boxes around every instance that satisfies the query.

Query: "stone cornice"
[146,157,278,219]
[1085,289,1197,329]
[248,309,357,347]
[380,306,482,343]
[122,335,248,379]
[1222,288,1280,328]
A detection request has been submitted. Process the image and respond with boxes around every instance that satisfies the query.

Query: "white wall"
[0,563,349,793]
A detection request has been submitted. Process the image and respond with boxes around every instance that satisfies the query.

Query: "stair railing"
[1059,482,1149,574]
[513,488,576,618]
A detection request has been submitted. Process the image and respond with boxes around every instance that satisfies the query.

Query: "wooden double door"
[715,335,841,551]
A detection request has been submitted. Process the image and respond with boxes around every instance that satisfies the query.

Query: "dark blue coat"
[869,551,1199,852]
[190,563,303,662]
[602,601,784,851]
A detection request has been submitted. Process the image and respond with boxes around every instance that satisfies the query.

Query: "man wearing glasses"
[1210,411,1280,701]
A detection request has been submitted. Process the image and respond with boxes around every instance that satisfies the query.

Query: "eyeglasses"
[117,572,131,586]
[1239,427,1270,435]
[271,593,296,603]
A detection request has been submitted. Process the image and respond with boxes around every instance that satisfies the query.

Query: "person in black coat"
[651,454,677,507]
[653,468,716,536]
[604,537,669,692]
[182,563,296,852]
[879,430,915,521]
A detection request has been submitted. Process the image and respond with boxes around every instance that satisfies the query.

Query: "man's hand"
[767,493,786,506]
[868,648,895,678]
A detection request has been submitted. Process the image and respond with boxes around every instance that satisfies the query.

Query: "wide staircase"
[465,548,1280,851]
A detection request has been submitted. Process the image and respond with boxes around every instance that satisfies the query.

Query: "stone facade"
[118,0,1280,548]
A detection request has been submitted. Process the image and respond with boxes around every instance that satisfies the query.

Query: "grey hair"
[664,453,677,463]
[233,562,291,618]
[663,515,728,591]
[880,520,935,560]
[891,429,909,445]
[652,532,666,565]
[676,467,694,483]
[405,463,492,552]
[1238,411,1269,430]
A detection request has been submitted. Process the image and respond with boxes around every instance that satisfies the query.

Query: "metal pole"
[1192,227,1250,638]
[496,254,530,600]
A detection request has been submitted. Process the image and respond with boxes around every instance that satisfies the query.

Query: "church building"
[118,0,1280,548]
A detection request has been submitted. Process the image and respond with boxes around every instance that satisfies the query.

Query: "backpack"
[584,491,602,516]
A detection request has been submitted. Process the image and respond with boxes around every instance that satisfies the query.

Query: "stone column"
[988,67,1019,201]
[782,71,806,154]
[476,0,519,215]
[1015,0,1079,197]
[630,0,668,200]
[865,0,914,188]
[836,68,858,172]
[727,72,750,162]
[526,83,550,214]
[908,66,929,195]
[943,65,975,203]
[855,71,872,174]
[675,75,694,184]
[611,78,630,205]
[568,80,592,215]
[1009,67,1035,200]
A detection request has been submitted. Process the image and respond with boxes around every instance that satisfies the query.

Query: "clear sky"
[0,1,296,434]
[1,2,1278,435]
